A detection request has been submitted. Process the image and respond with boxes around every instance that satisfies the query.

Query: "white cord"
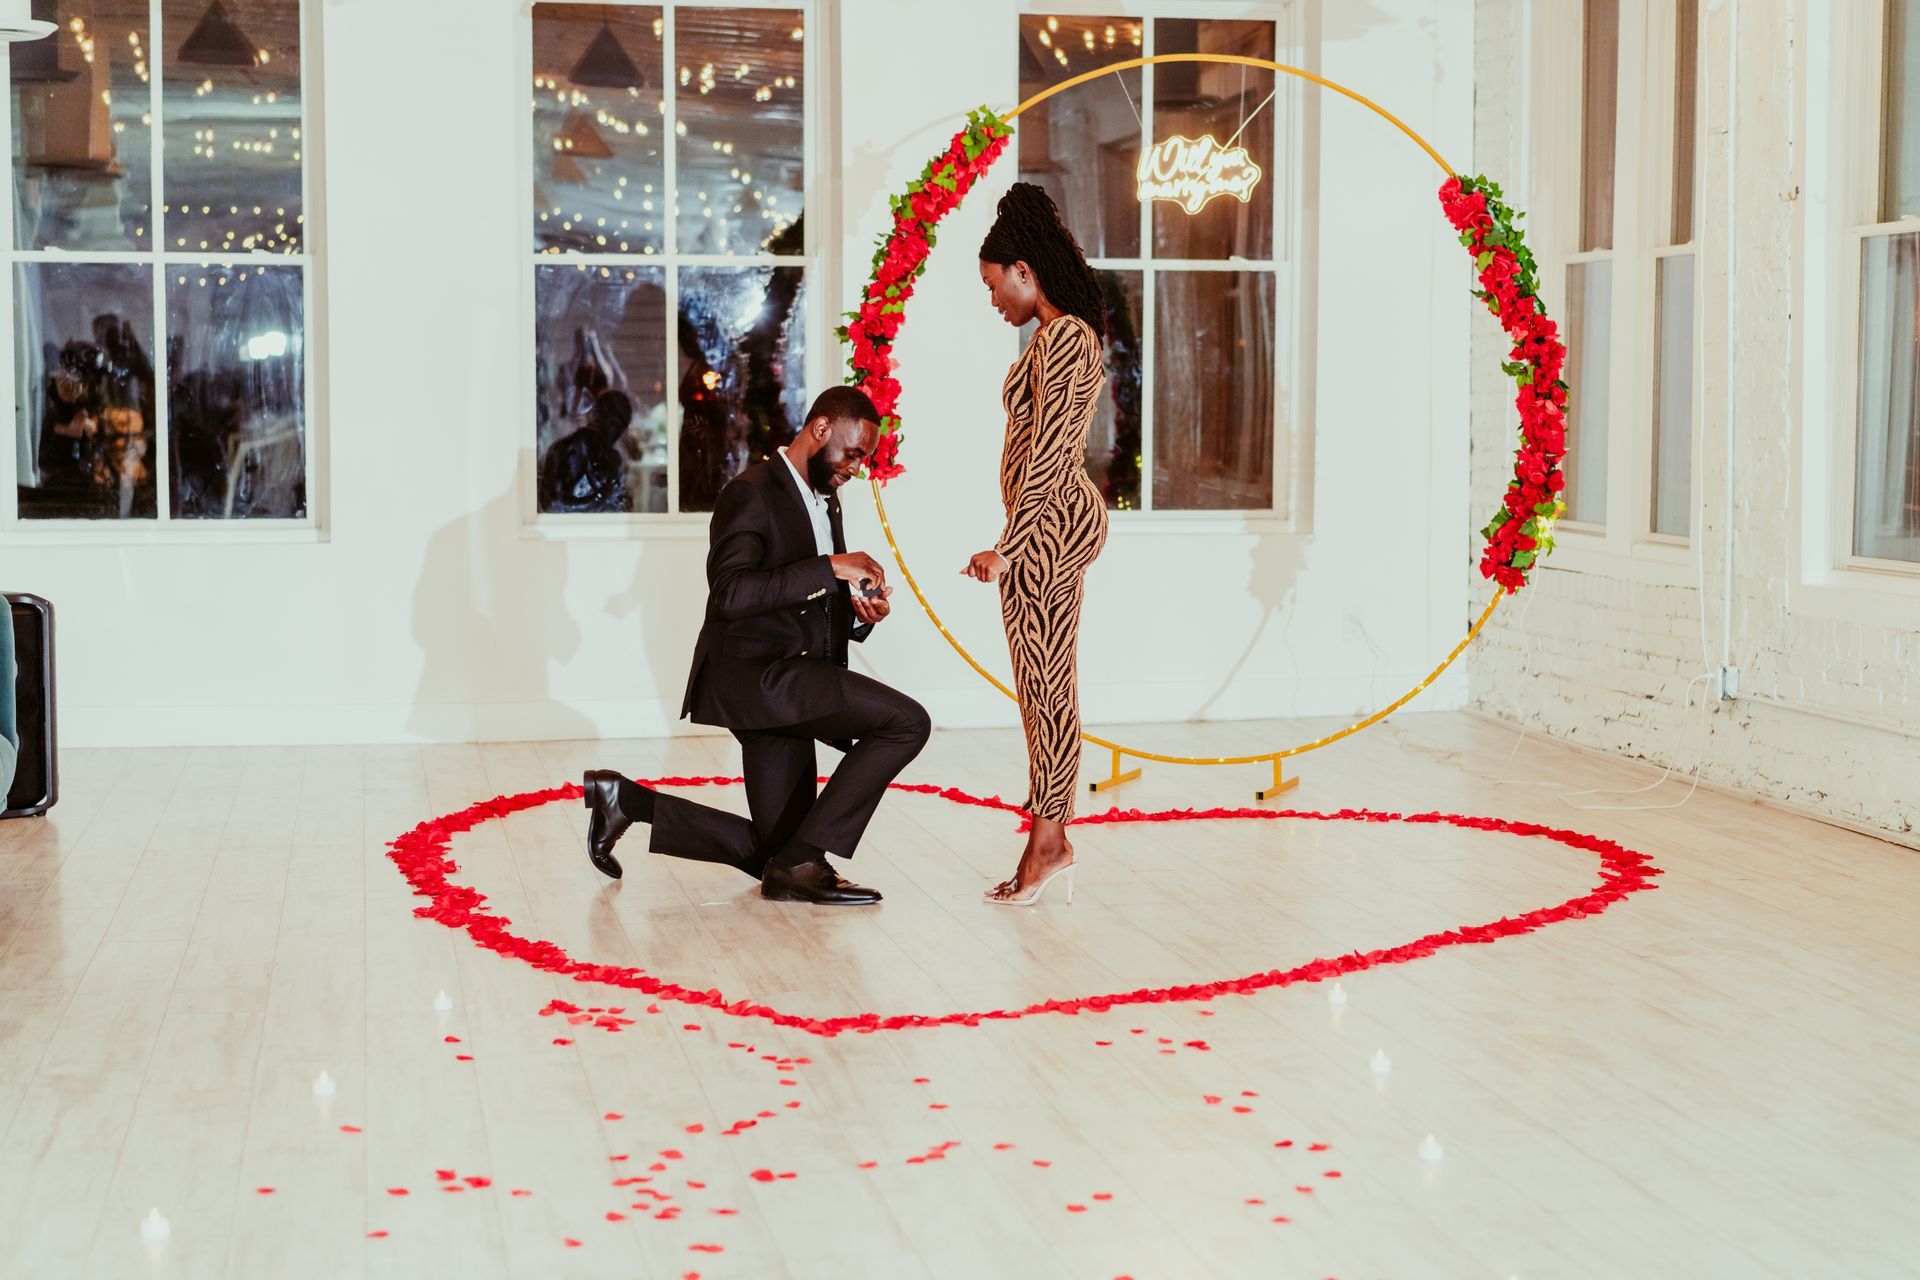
[1558,672,1714,810]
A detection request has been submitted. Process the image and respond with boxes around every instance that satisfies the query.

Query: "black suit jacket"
[681,457,875,732]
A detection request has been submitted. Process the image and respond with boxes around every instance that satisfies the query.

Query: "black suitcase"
[4,593,56,819]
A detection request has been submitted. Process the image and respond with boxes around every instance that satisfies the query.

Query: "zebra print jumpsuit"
[995,313,1109,823]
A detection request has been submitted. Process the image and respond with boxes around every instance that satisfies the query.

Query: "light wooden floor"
[1,710,1916,1279]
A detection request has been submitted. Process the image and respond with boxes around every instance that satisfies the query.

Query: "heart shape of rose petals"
[385,778,1658,1038]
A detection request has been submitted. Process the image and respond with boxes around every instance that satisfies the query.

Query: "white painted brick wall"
[1467,0,1919,842]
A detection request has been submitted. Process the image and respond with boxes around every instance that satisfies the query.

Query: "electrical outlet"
[1718,665,1740,700]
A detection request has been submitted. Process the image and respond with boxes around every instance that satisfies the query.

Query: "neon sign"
[1135,134,1263,215]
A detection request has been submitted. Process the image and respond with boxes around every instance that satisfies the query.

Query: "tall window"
[1855,0,1920,564]
[7,0,313,524]
[1016,11,1287,514]
[1561,0,1618,527]
[531,2,812,518]
[1548,0,1698,549]
[1650,0,1699,538]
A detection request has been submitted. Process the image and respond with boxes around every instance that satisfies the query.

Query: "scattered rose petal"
[1095,1040,1112,1046]
[552,1038,573,1046]
[1309,1142,1331,1152]
[1232,1106,1253,1114]
[604,1112,623,1121]
[444,1035,461,1044]
[689,1244,724,1254]
[993,1143,1015,1151]
[1092,1193,1113,1201]
[683,1024,701,1032]
[255,1187,274,1195]
[1203,1096,1223,1105]
[1032,1160,1051,1168]
[465,1176,492,1189]
[605,1211,625,1222]
[435,1170,456,1182]
[685,1123,704,1134]
[455,1054,473,1062]
[385,1188,410,1197]
[339,1125,362,1134]
[1066,1204,1087,1213]
[367,1230,388,1238]
[511,1189,532,1197]
[1324,1170,1342,1179]
[564,1238,582,1248]
[1275,1140,1294,1149]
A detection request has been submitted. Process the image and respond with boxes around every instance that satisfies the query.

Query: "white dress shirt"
[778,446,835,557]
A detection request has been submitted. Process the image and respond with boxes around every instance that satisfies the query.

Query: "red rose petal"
[367,1230,388,1238]
[1032,1160,1051,1168]
[435,1170,456,1182]
[750,1169,776,1182]
[685,1123,705,1134]
[464,1176,492,1188]
[1275,1140,1294,1149]
[605,1211,625,1222]
[993,1143,1015,1151]
[1092,1193,1113,1201]
[604,1112,623,1121]
[552,1038,572,1046]
[255,1187,274,1195]
[1232,1106,1253,1114]
[564,1238,582,1248]
[1324,1170,1342,1179]
[1094,1040,1112,1046]
[511,1189,532,1197]
[385,1188,410,1197]
[858,1161,878,1169]
[689,1243,724,1253]
[1309,1142,1331,1152]
[339,1125,362,1134]
[443,1035,460,1043]
[455,1054,473,1061]
[682,1024,701,1032]
[1066,1204,1087,1213]
[1203,1095,1222,1105]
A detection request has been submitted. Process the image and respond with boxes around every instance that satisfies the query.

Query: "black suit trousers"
[648,666,931,868]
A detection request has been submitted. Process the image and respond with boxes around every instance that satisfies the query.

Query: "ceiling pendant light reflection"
[178,0,257,67]
[571,20,641,89]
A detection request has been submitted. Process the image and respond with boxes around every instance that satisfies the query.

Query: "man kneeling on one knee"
[582,386,931,905]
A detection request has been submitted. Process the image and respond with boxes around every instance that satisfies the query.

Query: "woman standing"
[964,183,1109,905]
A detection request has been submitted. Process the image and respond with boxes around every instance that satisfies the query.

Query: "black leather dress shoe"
[582,770,632,879]
[761,857,882,905]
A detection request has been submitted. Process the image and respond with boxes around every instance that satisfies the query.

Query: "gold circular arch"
[864,54,1509,798]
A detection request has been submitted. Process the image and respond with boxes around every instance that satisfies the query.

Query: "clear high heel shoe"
[984,861,1073,906]
[985,845,1076,907]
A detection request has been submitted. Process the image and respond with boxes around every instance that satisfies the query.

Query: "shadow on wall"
[1191,534,1308,720]
[407,463,595,742]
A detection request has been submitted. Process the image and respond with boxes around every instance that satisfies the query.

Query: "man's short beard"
[806,447,837,493]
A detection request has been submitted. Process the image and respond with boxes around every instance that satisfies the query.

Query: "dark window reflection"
[161,0,304,255]
[1016,15,1144,260]
[677,256,807,511]
[13,262,158,519]
[9,0,154,251]
[535,263,668,514]
[1153,270,1274,510]
[532,4,664,257]
[1151,18,1275,261]
[166,262,306,519]
[676,7,804,256]
[1019,268,1143,511]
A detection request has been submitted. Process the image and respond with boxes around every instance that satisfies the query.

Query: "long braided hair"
[979,183,1107,342]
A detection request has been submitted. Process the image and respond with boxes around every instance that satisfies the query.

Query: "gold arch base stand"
[867,54,1510,802]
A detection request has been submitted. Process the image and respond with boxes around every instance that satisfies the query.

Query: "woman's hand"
[962,550,1010,583]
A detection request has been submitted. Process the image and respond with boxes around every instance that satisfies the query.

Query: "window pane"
[535,263,668,514]
[1019,268,1143,510]
[1580,0,1619,252]
[161,0,304,255]
[1854,233,1920,562]
[532,4,665,257]
[1672,0,1699,244]
[1562,259,1611,525]
[9,0,154,251]
[1651,254,1694,537]
[1151,18,1275,262]
[163,262,306,518]
[676,7,803,257]
[677,264,808,511]
[1884,0,1920,220]
[13,261,158,520]
[1152,270,1274,510]
[1017,15,1143,259]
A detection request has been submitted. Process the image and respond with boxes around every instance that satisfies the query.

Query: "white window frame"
[1795,0,1920,628]
[1527,0,1703,586]
[521,0,831,539]
[0,0,326,546]
[1017,0,1306,534]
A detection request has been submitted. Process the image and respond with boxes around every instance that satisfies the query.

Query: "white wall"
[1467,0,1920,844]
[4,0,1473,750]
